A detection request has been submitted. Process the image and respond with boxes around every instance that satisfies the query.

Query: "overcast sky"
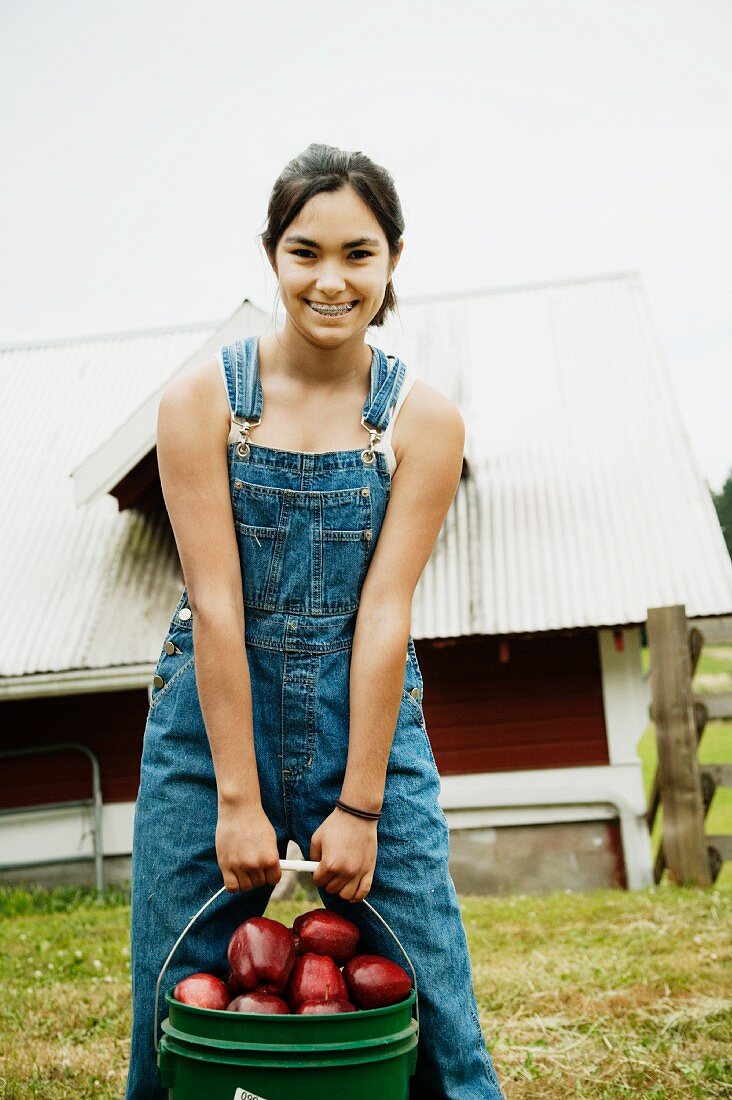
[2,0,730,492]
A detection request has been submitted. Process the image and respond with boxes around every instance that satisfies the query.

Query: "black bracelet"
[335,798,382,820]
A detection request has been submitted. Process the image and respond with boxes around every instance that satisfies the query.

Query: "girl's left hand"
[310,808,378,903]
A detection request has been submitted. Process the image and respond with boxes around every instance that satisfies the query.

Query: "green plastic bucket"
[155,858,420,1099]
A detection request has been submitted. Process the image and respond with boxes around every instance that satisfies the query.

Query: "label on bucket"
[233,1091,269,1100]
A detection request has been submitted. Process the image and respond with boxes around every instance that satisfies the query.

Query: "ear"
[262,239,277,276]
[390,237,405,277]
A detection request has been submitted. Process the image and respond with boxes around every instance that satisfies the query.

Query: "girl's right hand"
[215,801,283,893]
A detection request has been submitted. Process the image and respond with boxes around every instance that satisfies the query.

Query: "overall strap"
[219,338,262,458]
[361,346,407,466]
[221,337,407,464]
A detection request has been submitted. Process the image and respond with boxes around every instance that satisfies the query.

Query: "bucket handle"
[154,858,419,1053]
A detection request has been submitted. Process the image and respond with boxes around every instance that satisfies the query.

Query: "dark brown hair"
[260,143,404,328]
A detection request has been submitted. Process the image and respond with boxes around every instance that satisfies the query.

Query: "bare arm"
[309,380,464,903]
[156,358,280,891]
[340,381,465,810]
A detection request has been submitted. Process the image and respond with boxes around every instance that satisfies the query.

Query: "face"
[270,184,403,346]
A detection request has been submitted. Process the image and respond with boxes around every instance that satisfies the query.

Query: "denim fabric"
[125,337,505,1099]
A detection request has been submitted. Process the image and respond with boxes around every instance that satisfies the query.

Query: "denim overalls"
[125,336,504,1099]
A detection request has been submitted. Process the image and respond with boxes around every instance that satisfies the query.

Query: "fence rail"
[0,742,105,897]
[647,606,731,886]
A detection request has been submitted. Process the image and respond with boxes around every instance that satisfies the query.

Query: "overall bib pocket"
[319,486,373,613]
[231,480,283,609]
[233,521,278,606]
[231,479,374,613]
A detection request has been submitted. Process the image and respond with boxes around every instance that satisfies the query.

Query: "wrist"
[338,790,383,814]
[335,803,380,823]
[217,789,263,812]
[335,796,383,820]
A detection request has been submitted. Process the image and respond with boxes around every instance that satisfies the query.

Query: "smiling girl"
[125,143,504,1099]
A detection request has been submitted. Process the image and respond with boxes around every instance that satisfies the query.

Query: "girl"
[125,143,505,1099]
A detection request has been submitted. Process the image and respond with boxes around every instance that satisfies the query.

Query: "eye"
[290,249,373,260]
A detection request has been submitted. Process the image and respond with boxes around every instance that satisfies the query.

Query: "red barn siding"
[415,629,608,775]
[0,690,148,810]
[1,628,607,812]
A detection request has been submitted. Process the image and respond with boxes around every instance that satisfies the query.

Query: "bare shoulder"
[403,377,464,429]
[155,354,243,615]
[359,376,465,610]
[158,354,231,445]
[393,376,465,464]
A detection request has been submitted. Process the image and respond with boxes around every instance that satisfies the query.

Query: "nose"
[314,262,347,295]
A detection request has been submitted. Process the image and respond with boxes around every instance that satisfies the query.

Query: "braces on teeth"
[308,301,354,313]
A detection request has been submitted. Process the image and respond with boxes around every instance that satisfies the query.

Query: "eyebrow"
[283,235,381,249]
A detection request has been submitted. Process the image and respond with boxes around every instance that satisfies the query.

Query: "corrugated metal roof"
[0,320,226,681]
[385,268,726,638]
[376,271,732,635]
[1,273,730,685]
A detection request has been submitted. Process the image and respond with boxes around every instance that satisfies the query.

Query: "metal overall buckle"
[233,415,262,459]
[360,415,382,465]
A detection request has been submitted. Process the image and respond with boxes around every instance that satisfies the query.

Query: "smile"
[304,299,358,316]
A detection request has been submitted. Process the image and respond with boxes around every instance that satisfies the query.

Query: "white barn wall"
[598,626,651,765]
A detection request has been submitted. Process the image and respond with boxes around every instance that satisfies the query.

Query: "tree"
[711,469,732,561]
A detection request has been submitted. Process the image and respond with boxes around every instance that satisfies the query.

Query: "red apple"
[227,916,296,994]
[173,972,229,1010]
[227,990,290,1014]
[285,952,349,1010]
[342,954,412,1009]
[296,998,356,1014]
[292,909,360,964]
[226,967,242,997]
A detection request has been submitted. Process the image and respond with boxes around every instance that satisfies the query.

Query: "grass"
[0,645,729,1097]
[0,881,729,1098]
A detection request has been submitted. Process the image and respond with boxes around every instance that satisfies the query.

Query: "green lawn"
[0,881,729,1098]
[0,644,729,1097]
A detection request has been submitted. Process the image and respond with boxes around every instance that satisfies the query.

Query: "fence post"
[647,604,711,886]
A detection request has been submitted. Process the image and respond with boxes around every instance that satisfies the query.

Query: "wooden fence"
[647,606,731,885]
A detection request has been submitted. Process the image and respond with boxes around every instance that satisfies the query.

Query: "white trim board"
[1,758,654,890]
[69,302,268,507]
[0,801,135,868]
[439,761,654,890]
[0,665,153,700]
[597,626,651,765]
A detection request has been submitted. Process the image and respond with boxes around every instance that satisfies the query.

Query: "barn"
[2,272,731,895]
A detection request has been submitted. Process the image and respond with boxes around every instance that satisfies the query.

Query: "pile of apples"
[173,909,412,1015]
